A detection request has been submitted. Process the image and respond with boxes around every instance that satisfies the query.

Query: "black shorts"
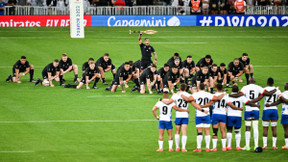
[163,79,176,88]
[42,72,48,79]
[140,61,152,70]
[112,75,128,85]
[191,79,197,87]
[100,64,115,71]
[140,77,147,85]
[12,68,25,77]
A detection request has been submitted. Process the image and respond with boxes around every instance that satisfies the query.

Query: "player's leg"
[262,120,269,149]
[204,126,211,151]
[195,127,203,152]
[58,69,64,85]
[167,128,173,152]
[249,64,254,77]
[283,124,288,149]
[181,124,188,151]
[244,116,252,150]
[212,123,219,151]
[111,64,116,79]
[111,84,118,92]
[76,82,84,89]
[226,116,233,150]
[157,128,164,152]
[140,84,146,94]
[42,79,49,86]
[98,66,105,83]
[92,74,101,89]
[29,65,35,82]
[72,64,79,83]
[243,67,249,85]
[174,124,181,151]
[234,117,242,150]
[271,119,278,149]
[183,68,189,84]
[219,122,227,151]
[252,111,260,149]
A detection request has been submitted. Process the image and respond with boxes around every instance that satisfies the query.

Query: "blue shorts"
[195,115,211,125]
[281,114,288,125]
[262,109,278,121]
[245,111,260,120]
[158,121,173,129]
[212,114,227,125]
[227,116,242,128]
[175,118,189,125]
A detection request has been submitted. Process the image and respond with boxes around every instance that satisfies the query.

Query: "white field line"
[87,95,159,98]
[0,119,155,124]
[95,42,208,44]
[1,65,288,69]
[0,151,34,153]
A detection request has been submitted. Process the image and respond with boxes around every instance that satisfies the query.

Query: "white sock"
[285,138,288,146]
[227,133,232,147]
[212,139,217,149]
[245,131,251,148]
[182,136,187,149]
[253,120,259,147]
[221,139,226,148]
[158,140,163,149]
[235,133,241,148]
[197,135,203,149]
[175,134,180,149]
[263,136,267,147]
[205,135,211,149]
[272,137,277,147]
[169,140,173,149]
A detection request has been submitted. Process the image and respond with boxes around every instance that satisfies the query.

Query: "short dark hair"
[54,59,59,63]
[232,85,239,92]
[128,60,134,66]
[212,64,218,68]
[285,83,288,90]
[124,62,130,65]
[199,83,205,90]
[216,84,223,91]
[242,53,248,56]
[104,53,109,57]
[164,63,169,67]
[174,53,179,57]
[202,66,208,70]
[180,83,187,91]
[205,55,211,59]
[220,63,226,67]
[151,64,157,68]
[187,55,192,58]
[267,77,274,86]
[144,38,149,40]
[21,56,26,59]
[172,65,178,69]
[88,58,94,61]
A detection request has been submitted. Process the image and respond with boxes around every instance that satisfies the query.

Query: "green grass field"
[0,27,288,161]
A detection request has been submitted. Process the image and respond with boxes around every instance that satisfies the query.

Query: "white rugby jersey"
[171,92,190,118]
[213,92,228,115]
[240,84,265,111]
[192,91,214,117]
[155,99,176,121]
[264,86,281,110]
[282,91,288,115]
[227,95,249,117]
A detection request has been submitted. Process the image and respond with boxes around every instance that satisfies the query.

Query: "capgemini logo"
[167,16,181,26]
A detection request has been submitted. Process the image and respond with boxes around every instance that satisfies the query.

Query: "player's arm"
[125,74,132,83]
[223,73,227,84]
[280,96,288,104]
[213,94,225,100]
[63,66,73,74]
[180,94,194,102]
[252,94,264,103]
[119,77,124,91]
[229,92,243,98]
[190,67,195,75]
[246,101,260,108]
[47,72,54,86]
[172,105,189,113]
[105,65,112,72]
[85,75,90,88]
[175,78,180,84]
[191,101,209,114]
[200,100,214,108]
[168,80,174,90]
[152,106,159,120]
[153,52,157,64]
[146,78,153,92]
[227,102,243,111]
[266,100,282,107]
[263,89,277,96]
[138,31,143,45]
[161,98,174,105]
[236,70,243,77]
[24,67,30,75]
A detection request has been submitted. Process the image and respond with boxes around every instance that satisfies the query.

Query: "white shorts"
[196,123,210,128]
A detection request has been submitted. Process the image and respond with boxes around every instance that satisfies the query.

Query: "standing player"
[240,78,277,150]
[58,53,79,85]
[163,65,181,93]
[182,55,196,85]
[96,53,116,85]
[6,56,35,83]
[217,63,228,87]
[266,83,288,149]
[257,78,281,150]
[209,64,219,94]
[239,53,253,84]
[181,83,225,152]
[152,89,189,152]
[156,64,170,94]
[138,31,157,71]
[139,64,157,94]
[196,55,213,71]
[191,66,210,93]
[227,58,244,86]
[226,85,260,151]
[35,59,60,87]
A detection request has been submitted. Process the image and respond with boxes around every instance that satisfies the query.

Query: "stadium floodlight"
[69,0,85,38]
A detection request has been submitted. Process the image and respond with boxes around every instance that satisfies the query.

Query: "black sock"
[227,76,230,84]
[113,74,116,78]
[30,69,34,80]
[232,81,235,84]
[250,73,253,77]
[185,77,188,84]
[210,88,214,93]
[94,78,100,86]
[59,75,63,83]
[75,74,78,79]
[245,73,249,84]
[102,78,106,83]
[157,81,161,89]
[133,79,140,87]
[71,85,77,88]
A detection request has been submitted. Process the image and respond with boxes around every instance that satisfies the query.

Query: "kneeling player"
[239,53,253,84]
[191,66,209,93]
[109,62,132,93]
[152,89,189,152]
[58,53,79,85]
[217,63,228,87]
[266,83,288,149]
[156,64,170,94]
[227,58,244,85]
[182,55,196,84]
[163,65,180,93]
[82,58,94,74]
[96,53,116,85]
[208,64,219,93]
[139,64,157,94]
[6,56,35,83]
[35,59,60,87]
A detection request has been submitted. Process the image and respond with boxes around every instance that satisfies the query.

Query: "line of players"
[6,52,253,95]
[153,80,288,152]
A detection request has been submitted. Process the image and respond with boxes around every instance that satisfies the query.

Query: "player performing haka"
[35,59,60,87]
[58,53,79,85]
[163,65,180,93]
[139,64,157,94]
[239,53,253,84]
[96,53,116,85]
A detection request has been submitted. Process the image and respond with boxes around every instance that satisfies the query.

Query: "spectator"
[273,0,281,5]
[17,0,27,5]
[219,0,228,14]
[210,0,219,14]
[6,0,17,15]
[234,0,246,14]
[182,0,189,14]
[0,0,5,15]
[28,0,45,6]
[163,0,171,5]
[258,0,271,6]
[189,0,202,14]
[246,0,255,6]
[202,0,209,15]
[114,0,125,6]
[125,0,134,6]
[227,0,235,14]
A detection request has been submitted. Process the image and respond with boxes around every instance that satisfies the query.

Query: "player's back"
[213,92,228,115]
[193,91,213,116]
[282,91,288,115]
[241,84,265,111]
[155,99,175,121]
[227,95,248,117]
[264,86,281,110]
[172,92,189,118]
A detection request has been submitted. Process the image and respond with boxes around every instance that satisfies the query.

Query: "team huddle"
[5,31,288,153]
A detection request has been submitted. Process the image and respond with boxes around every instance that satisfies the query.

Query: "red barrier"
[0,15,91,27]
